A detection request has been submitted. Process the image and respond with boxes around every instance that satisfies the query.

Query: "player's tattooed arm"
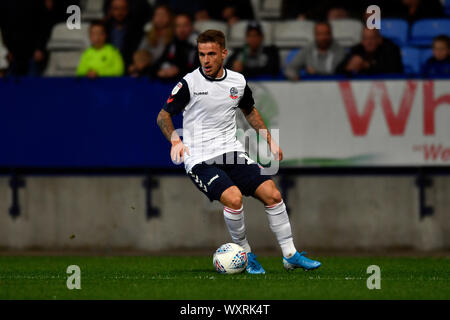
[157,109,190,163]
[242,106,283,161]
[243,106,264,126]
[157,109,180,142]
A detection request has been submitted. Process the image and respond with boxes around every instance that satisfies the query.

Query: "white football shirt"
[163,67,255,172]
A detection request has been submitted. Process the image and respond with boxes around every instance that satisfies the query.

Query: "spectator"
[204,1,254,25]
[281,0,321,20]
[282,0,353,21]
[104,0,144,67]
[422,35,450,77]
[284,22,346,80]
[77,21,124,78]
[139,4,174,65]
[103,0,151,31]
[0,0,77,76]
[336,28,403,75]
[226,22,280,78]
[327,7,349,20]
[155,0,208,18]
[152,13,199,81]
[128,49,152,77]
[398,0,444,24]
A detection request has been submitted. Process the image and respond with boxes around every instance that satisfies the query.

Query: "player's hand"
[170,140,190,164]
[87,70,98,78]
[270,141,283,161]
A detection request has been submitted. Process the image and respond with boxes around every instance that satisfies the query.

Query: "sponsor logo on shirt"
[172,82,183,95]
[167,82,183,103]
[194,91,208,95]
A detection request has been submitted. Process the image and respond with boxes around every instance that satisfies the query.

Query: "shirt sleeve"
[237,83,255,113]
[162,79,190,116]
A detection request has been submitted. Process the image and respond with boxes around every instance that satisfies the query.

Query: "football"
[213,243,248,274]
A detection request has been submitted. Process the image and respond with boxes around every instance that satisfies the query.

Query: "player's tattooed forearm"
[157,109,176,142]
[245,107,267,131]
[244,107,272,144]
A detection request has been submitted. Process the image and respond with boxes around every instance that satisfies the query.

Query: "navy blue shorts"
[187,151,272,202]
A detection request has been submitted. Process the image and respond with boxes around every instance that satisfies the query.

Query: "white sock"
[223,205,251,253]
[265,200,297,258]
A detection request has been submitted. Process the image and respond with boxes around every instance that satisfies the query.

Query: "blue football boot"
[283,251,321,271]
[246,252,266,274]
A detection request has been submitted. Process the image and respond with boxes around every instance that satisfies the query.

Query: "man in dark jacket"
[0,0,78,76]
[104,0,144,67]
[226,22,280,78]
[152,13,199,82]
[337,28,403,76]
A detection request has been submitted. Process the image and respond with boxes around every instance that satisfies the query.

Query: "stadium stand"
[45,22,90,76]
[330,19,363,48]
[443,0,450,15]
[227,20,273,48]
[401,46,421,75]
[380,18,409,47]
[46,22,91,51]
[45,51,84,76]
[280,48,300,69]
[80,0,105,21]
[0,30,8,72]
[252,0,282,19]
[193,20,228,39]
[0,0,448,78]
[420,48,434,66]
[273,20,314,48]
[409,18,450,46]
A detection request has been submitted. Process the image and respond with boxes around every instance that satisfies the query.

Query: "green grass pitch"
[0,255,449,299]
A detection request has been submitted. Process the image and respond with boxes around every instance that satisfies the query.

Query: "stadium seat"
[409,19,450,46]
[420,48,433,66]
[47,22,91,51]
[194,20,228,38]
[380,19,409,46]
[330,19,363,47]
[227,20,273,48]
[252,0,282,19]
[80,0,104,21]
[0,30,8,70]
[44,51,83,76]
[273,20,314,48]
[401,47,421,74]
[443,0,450,15]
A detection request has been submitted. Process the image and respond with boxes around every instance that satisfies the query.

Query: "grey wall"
[0,175,449,252]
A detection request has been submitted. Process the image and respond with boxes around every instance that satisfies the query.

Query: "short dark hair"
[175,12,193,23]
[89,20,106,32]
[246,21,263,36]
[433,35,450,48]
[315,21,332,31]
[197,29,226,49]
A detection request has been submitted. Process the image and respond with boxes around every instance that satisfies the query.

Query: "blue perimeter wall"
[0,77,181,168]
[2,76,448,169]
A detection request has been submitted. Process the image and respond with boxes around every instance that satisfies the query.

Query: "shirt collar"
[199,67,227,81]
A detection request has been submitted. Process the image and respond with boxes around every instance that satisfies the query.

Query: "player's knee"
[266,189,283,206]
[222,187,243,210]
[228,194,243,210]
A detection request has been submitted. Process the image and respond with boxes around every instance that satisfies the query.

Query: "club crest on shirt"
[172,82,183,95]
[229,87,239,99]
